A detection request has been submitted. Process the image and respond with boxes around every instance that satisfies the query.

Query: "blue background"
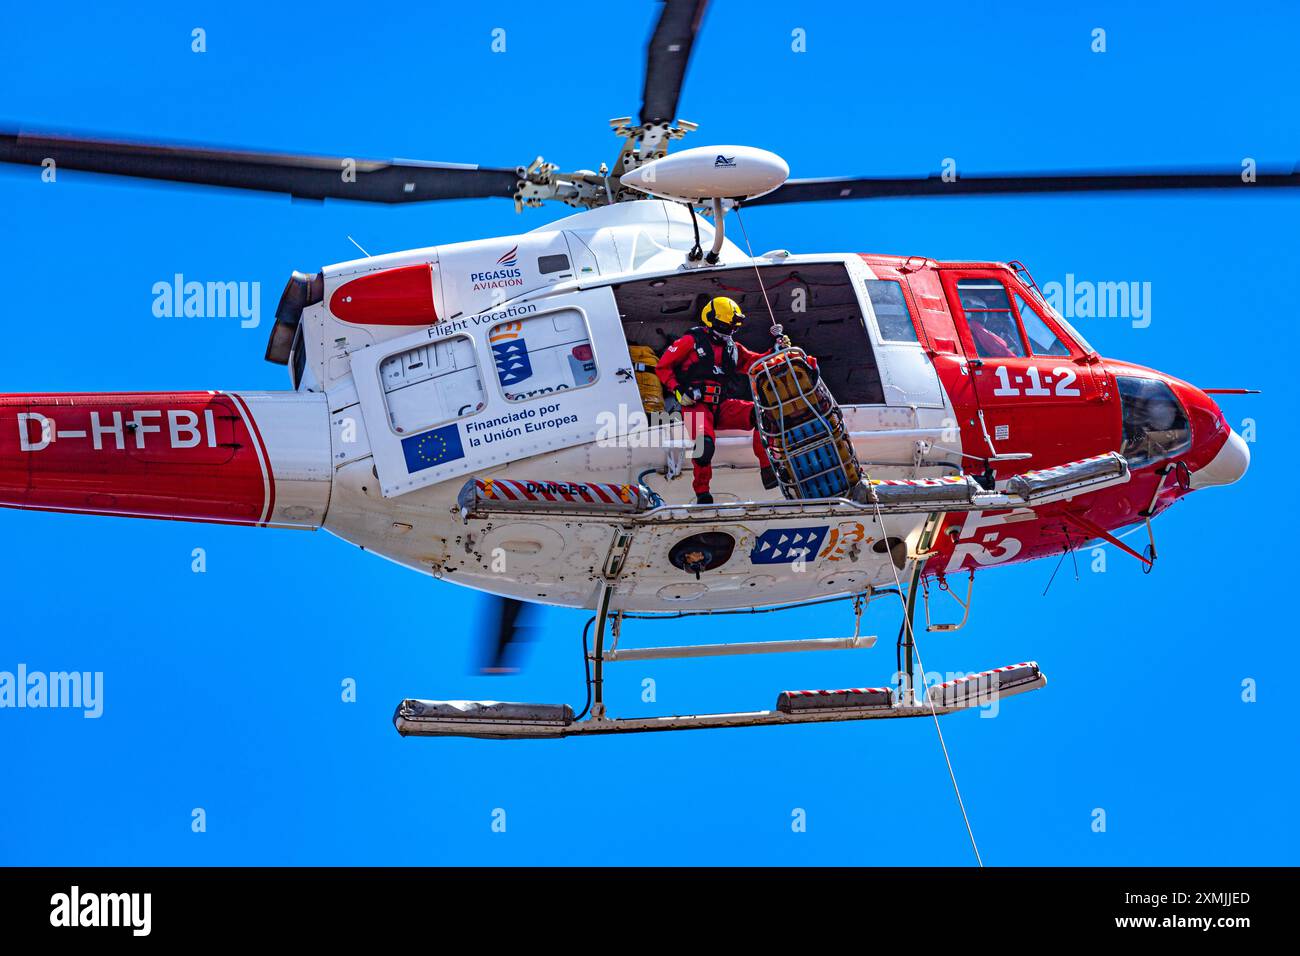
[0,1,1293,865]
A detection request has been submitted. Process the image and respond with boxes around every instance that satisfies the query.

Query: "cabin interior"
[610,262,886,406]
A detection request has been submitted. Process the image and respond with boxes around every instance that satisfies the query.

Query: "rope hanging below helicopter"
[868,499,985,867]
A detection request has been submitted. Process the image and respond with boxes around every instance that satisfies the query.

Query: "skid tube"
[394,577,1048,740]
[393,669,1047,739]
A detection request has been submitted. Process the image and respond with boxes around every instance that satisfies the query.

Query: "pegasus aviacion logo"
[470,245,523,292]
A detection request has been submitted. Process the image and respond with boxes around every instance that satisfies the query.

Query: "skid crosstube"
[394,662,1046,740]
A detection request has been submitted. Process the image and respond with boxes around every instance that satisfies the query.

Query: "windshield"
[1117,376,1191,466]
[1028,284,1095,355]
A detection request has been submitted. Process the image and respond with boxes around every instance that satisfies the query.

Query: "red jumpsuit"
[656,330,772,496]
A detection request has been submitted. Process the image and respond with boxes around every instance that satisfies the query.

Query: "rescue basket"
[749,347,864,501]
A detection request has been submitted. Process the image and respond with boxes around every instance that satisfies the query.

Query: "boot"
[695,492,714,505]
[760,465,779,490]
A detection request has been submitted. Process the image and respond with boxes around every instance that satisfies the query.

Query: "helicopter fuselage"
[0,200,1247,612]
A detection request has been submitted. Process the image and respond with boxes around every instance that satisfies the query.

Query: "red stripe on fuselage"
[225,392,275,526]
[0,391,269,525]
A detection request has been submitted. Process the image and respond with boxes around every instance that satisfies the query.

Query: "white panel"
[436,232,574,323]
[351,289,643,498]
[330,403,372,468]
[236,391,333,528]
[876,346,944,408]
[488,308,597,403]
[380,334,486,433]
[856,270,945,409]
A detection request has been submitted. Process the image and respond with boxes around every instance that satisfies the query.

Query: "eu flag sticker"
[401,423,465,473]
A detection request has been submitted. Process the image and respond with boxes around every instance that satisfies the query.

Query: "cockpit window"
[1117,376,1192,466]
[864,279,919,343]
[1038,296,1094,355]
[956,279,1026,358]
[1015,294,1070,356]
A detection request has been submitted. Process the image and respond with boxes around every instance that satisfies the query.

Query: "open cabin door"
[352,287,641,497]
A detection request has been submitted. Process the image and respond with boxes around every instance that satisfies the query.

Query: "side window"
[864,279,919,343]
[956,279,1026,359]
[489,308,599,402]
[538,254,570,275]
[380,334,486,434]
[1015,293,1069,356]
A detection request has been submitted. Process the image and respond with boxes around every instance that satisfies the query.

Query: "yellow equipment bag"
[629,345,664,414]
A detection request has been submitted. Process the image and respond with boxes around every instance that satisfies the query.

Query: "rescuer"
[656,296,780,504]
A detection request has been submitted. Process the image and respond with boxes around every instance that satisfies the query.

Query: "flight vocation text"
[426,303,537,338]
[465,403,578,447]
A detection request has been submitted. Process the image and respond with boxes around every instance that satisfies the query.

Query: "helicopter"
[0,0,1266,739]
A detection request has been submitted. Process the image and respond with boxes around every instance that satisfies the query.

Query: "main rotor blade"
[480,596,536,675]
[0,130,520,203]
[748,166,1300,206]
[639,0,709,127]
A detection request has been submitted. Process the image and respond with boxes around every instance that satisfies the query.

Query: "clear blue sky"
[0,0,1294,865]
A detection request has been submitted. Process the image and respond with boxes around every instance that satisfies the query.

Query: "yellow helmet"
[701,296,745,332]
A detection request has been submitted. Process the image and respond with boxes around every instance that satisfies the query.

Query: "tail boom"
[0,390,331,527]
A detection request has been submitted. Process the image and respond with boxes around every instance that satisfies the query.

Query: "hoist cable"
[733,206,780,340]
[870,500,985,867]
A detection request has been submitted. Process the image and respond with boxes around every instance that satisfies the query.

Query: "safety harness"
[677,326,742,404]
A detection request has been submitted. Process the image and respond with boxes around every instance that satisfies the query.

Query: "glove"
[776,335,792,350]
[675,387,698,407]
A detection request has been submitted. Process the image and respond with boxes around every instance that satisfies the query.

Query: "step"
[393,699,574,739]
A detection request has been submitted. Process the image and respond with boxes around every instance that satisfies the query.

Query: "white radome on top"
[619,145,790,203]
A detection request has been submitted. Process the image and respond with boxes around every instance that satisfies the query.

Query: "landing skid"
[394,561,1047,740]
[394,664,1046,739]
[396,484,1061,740]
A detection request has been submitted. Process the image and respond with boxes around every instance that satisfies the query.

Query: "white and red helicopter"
[0,1,1265,739]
